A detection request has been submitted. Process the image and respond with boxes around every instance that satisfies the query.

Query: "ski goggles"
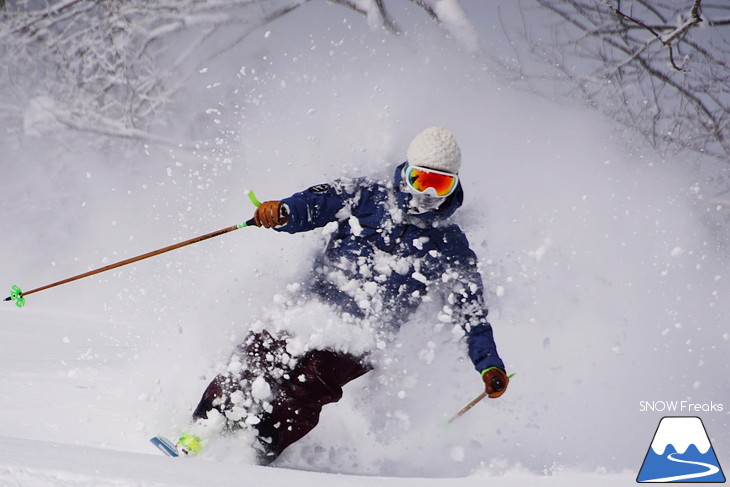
[404,163,458,197]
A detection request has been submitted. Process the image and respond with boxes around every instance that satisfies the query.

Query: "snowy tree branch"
[610,0,703,71]
[0,0,476,147]
[499,0,730,165]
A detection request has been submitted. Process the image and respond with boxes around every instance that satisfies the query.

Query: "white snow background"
[0,1,728,486]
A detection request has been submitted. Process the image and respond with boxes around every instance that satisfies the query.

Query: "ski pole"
[447,373,515,424]
[447,392,488,424]
[5,190,263,308]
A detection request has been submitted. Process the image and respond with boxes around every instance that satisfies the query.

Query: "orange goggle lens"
[406,165,458,197]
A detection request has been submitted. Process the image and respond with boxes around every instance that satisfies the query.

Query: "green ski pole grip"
[246,190,262,208]
[237,190,262,228]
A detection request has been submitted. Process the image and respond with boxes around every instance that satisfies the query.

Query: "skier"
[177,126,509,463]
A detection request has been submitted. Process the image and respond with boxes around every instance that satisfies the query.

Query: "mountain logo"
[637,416,726,483]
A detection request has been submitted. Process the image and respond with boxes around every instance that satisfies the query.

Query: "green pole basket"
[9,285,25,308]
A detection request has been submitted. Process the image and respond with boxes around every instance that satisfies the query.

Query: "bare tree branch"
[610,0,703,70]
[497,0,730,165]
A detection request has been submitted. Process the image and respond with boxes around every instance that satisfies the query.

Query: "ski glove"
[254,201,289,228]
[482,367,509,398]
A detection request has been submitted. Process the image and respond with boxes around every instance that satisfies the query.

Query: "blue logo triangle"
[637,417,726,483]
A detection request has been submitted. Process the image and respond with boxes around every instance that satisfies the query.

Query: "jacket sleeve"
[441,227,506,373]
[275,182,348,234]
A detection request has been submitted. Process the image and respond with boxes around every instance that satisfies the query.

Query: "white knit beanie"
[406,127,461,174]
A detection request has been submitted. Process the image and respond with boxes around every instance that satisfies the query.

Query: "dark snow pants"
[192,330,372,464]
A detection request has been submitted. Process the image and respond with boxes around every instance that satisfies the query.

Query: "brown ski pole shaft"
[447,392,488,424]
[5,191,261,308]
[447,373,515,424]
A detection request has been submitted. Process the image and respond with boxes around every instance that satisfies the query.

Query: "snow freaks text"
[639,401,724,413]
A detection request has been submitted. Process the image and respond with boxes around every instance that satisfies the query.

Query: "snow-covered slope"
[0,436,631,487]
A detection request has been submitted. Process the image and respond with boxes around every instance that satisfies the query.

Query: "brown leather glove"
[482,367,509,398]
[253,201,289,228]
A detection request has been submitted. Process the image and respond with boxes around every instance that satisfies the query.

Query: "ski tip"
[150,436,180,457]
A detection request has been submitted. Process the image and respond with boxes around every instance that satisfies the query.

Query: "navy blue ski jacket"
[275,163,505,373]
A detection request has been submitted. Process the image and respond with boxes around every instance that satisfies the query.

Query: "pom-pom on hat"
[406,126,461,174]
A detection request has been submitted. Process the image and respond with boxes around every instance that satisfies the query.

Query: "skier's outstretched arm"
[252,182,348,233]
